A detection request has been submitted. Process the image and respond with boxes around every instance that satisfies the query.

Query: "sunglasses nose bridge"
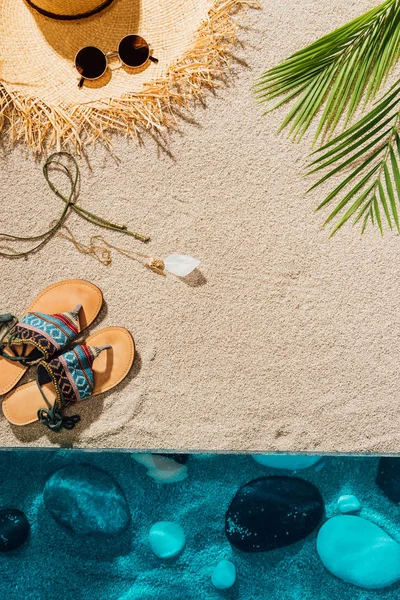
[105,50,119,59]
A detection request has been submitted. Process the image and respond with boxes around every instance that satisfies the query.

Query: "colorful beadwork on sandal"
[1,305,81,364]
[36,343,110,431]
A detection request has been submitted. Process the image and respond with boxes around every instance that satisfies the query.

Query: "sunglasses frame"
[75,34,158,88]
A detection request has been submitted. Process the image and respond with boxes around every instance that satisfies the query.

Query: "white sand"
[1,0,399,452]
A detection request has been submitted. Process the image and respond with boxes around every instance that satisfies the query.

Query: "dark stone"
[157,454,189,464]
[0,509,29,551]
[225,476,324,552]
[44,464,131,536]
[376,457,400,503]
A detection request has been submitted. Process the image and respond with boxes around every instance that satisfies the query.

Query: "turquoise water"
[0,451,398,599]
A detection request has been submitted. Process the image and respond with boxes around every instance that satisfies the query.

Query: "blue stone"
[44,464,130,536]
[149,521,185,558]
[252,455,321,470]
[211,560,236,589]
[0,509,29,551]
[225,476,324,552]
[317,515,400,589]
[337,494,361,513]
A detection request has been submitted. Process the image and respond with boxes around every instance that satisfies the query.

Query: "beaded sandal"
[2,327,134,431]
[0,280,103,396]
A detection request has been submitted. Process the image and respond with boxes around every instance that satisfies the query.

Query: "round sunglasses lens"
[119,35,149,68]
[75,46,107,79]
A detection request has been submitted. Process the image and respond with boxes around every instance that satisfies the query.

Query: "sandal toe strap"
[0,305,81,365]
[36,343,110,431]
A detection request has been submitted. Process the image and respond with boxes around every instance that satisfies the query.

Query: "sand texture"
[1,0,400,452]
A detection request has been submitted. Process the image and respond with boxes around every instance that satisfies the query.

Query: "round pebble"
[0,509,29,551]
[211,560,236,590]
[149,521,185,559]
[252,455,321,470]
[337,494,361,513]
[317,515,400,589]
[44,464,130,536]
[225,476,324,552]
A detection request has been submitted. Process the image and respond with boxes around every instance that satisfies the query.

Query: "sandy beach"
[1,0,400,452]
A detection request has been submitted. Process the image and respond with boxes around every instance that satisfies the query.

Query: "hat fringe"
[0,0,260,154]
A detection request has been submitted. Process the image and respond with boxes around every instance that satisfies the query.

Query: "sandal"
[2,327,134,431]
[0,280,103,396]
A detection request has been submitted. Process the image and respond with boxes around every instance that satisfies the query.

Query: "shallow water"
[0,451,398,599]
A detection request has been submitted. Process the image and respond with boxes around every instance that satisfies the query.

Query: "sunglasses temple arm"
[149,56,159,64]
[78,77,84,89]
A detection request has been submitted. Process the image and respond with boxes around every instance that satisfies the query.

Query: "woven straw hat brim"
[0,0,210,105]
[0,0,258,151]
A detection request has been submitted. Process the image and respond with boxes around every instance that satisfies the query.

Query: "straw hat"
[0,0,257,151]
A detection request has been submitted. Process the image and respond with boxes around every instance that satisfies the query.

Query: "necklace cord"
[0,151,150,259]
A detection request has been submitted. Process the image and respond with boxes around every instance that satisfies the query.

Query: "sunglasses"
[75,34,158,88]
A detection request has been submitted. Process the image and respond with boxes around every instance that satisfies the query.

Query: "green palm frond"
[255,0,400,142]
[307,81,400,235]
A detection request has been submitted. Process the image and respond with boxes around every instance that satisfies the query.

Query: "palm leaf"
[307,82,400,235]
[255,0,400,141]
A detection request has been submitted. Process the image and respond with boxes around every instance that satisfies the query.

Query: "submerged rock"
[211,560,236,590]
[376,457,400,503]
[0,509,29,551]
[252,455,321,470]
[44,464,130,536]
[157,454,189,465]
[337,494,361,513]
[132,454,188,484]
[149,521,185,559]
[225,476,324,552]
[317,515,400,589]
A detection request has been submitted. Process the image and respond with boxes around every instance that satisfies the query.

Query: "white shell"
[164,254,200,277]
